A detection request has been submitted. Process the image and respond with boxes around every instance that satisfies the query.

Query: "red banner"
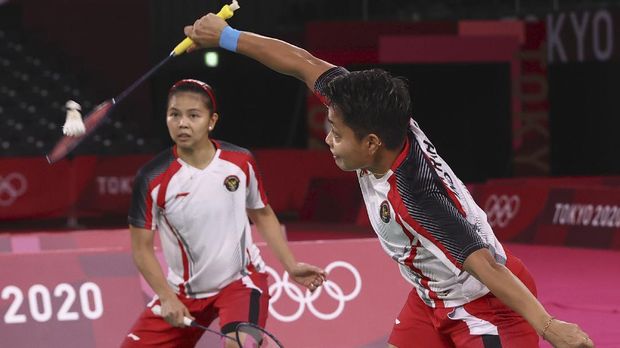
[0,155,151,220]
[3,156,620,251]
[513,21,551,175]
[75,155,152,216]
[470,178,620,249]
[0,152,346,221]
[0,157,78,219]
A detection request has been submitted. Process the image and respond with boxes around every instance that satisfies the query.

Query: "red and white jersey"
[315,67,507,308]
[129,141,268,299]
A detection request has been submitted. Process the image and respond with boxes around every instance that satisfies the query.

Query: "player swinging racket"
[182,15,595,348]
[121,79,325,348]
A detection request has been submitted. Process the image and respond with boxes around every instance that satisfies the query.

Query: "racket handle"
[216,0,239,20]
[171,37,195,56]
[171,0,240,56]
[150,305,193,327]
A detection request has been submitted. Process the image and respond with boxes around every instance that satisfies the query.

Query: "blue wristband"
[219,26,240,52]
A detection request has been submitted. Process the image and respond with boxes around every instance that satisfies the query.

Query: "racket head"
[235,322,284,348]
[45,99,115,163]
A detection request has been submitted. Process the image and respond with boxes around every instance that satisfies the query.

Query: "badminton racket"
[235,322,285,348]
[45,0,240,164]
[151,305,237,344]
[151,305,284,347]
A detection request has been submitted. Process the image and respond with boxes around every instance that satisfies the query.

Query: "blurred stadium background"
[1,0,619,347]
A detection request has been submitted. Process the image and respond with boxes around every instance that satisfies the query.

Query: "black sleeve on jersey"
[313,66,350,101]
[395,133,488,269]
[126,148,175,229]
[128,169,150,229]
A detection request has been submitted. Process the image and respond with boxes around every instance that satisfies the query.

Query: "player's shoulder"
[216,140,258,174]
[135,147,177,183]
[217,140,254,158]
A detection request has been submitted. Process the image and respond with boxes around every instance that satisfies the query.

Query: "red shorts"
[389,252,539,348]
[121,271,270,348]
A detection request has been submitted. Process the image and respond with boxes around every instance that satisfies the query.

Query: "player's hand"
[288,262,327,292]
[184,13,229,50]
[544,319,594,348]
[159,297,194,328]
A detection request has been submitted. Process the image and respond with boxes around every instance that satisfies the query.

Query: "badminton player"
[182,15,594,348]
[121,79,326,347]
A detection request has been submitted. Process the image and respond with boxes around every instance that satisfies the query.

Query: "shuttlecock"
[62,100,85,136]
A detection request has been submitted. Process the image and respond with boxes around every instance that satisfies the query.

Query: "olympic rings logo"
[265,261,362,322]
[484,194,520,228]
[0,172,28,207]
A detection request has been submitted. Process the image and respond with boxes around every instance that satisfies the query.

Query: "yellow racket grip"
[171,1,239,56]
[216,3,236,20]
[172,37,195,56]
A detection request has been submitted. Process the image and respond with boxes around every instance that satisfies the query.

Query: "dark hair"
[324,69,411,150]
[168,79,217,113]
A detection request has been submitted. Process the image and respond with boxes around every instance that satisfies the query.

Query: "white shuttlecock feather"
[229,0,240,11]
[62,100,85,137]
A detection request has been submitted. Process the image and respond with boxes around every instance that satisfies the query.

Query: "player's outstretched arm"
[184,13,335,90]
[463,249,594,348]
[247,206,326,291]
[129,225,194,327]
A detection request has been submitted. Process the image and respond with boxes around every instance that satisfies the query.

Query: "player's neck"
[368,141,406,178]
[177,139,217,169]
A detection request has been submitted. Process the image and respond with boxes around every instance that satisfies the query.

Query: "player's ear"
[366,134,382,155]
[209,112,219,131]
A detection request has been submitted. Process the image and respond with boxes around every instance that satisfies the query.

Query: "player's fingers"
[167,312,178,326]
[176,311,187,327]
[183,307,195,321]
[186,43,198,53]
[167,308,182,326]
[308,265,326,277]
[313,276,324,287]
[184,25,193,37]
[319,268,328,280]
[164,312,178,327]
